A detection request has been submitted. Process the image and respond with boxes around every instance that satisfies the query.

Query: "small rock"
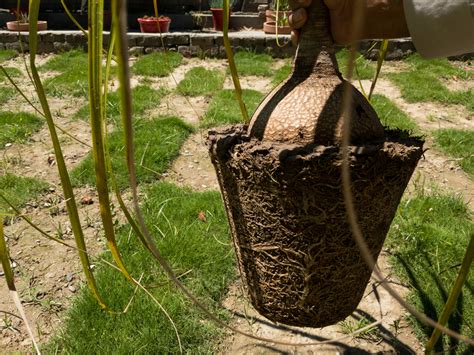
[81,195,94,205]
[5,143,12,148]
[66,273,74,282]
[47,155,56,166]
[68,285,76,293]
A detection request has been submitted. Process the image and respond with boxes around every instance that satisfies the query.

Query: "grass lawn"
[271,61,292,87]
[0,173,48,214]
[387,54,473,112]
[177,67,225,96]
[371,94,419,133]
[75,85,166,123]
[201,89,264,128]
[0,87,16,105]
[0,111,43,147]
[71,116,193,189]
[234,51,273,77]
[433,129,474,178]
[0,49,18,62]
[46,182,235,353]
[41,50,89,98]
[336,49,376,80]
[132,52,183,77]
[0,66,22,81]
[387,191,474,354]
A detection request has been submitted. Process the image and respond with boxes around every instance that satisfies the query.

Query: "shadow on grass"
[226,308,415,354]
[395,252,468,354]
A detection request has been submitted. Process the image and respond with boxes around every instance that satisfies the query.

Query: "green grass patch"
[0,49,18,62]
[0,87,16,105]
[0,67,22,81]
[39,50,87,73]
[41,50,117,98]
[201,89,264,128]
[41,50,89,98]
[388,54,473,112]
[271,61,292,87]
[46,182,235,353]
[336,49,375,80]
[132,52,183,77]
[371,94,418,132]
[71,116,193,189]
[234,51,273,77]
[177,67,225,96]
[387,191,474,354]
[404,54,473,80]
[433,129,474,177]
[75,85,166,123]
[0,173,48,214]
[0,111,43,147]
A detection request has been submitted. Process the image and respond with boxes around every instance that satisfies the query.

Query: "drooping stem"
[294,0,339,77]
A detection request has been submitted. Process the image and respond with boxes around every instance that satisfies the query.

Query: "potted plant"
[209,0,233,32]
[7,12,47,32]
[137,15,171,33]
[190,11,206,31]
[263,0,291,34]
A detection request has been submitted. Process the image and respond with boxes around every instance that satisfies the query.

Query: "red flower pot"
[210,8,230,32]
[137,17,171,33]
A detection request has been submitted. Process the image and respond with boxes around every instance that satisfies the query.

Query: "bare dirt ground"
[0,55,473,353]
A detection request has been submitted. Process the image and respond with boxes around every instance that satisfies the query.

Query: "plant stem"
[425,233,474,354]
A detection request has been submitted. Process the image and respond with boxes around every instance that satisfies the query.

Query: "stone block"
[190,34,215,50]
[129,46,144,56]
[53,41,72,52]
[163,34,190,46]
[37,42,54,54]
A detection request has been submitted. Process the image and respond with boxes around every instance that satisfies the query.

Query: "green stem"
[425,233,474,354]
[28,0,108,310]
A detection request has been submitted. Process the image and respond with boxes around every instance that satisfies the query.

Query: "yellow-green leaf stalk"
[369,39,389,100]
[87,0,133,283]
[60,0,88,35]
[425,233,474,354]
[0,220,41,354]
[223,0,249,123]
[28,0,107,310]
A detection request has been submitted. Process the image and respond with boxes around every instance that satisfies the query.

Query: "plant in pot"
[209,0,234,31]
[190,11,206,31]
[7,11,47,32]
[137,15,171,33]
[263,0,291,34]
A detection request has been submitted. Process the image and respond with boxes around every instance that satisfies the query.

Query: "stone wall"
[0,30,424,60]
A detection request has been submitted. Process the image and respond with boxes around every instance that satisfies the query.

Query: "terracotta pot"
[6,20,47,32]
[137,17,171,33]
[265,9,292,23]
[263,21,292,35]
[210,8,230,32]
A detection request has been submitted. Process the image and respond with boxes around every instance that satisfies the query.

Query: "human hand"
[289,0,410,45]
